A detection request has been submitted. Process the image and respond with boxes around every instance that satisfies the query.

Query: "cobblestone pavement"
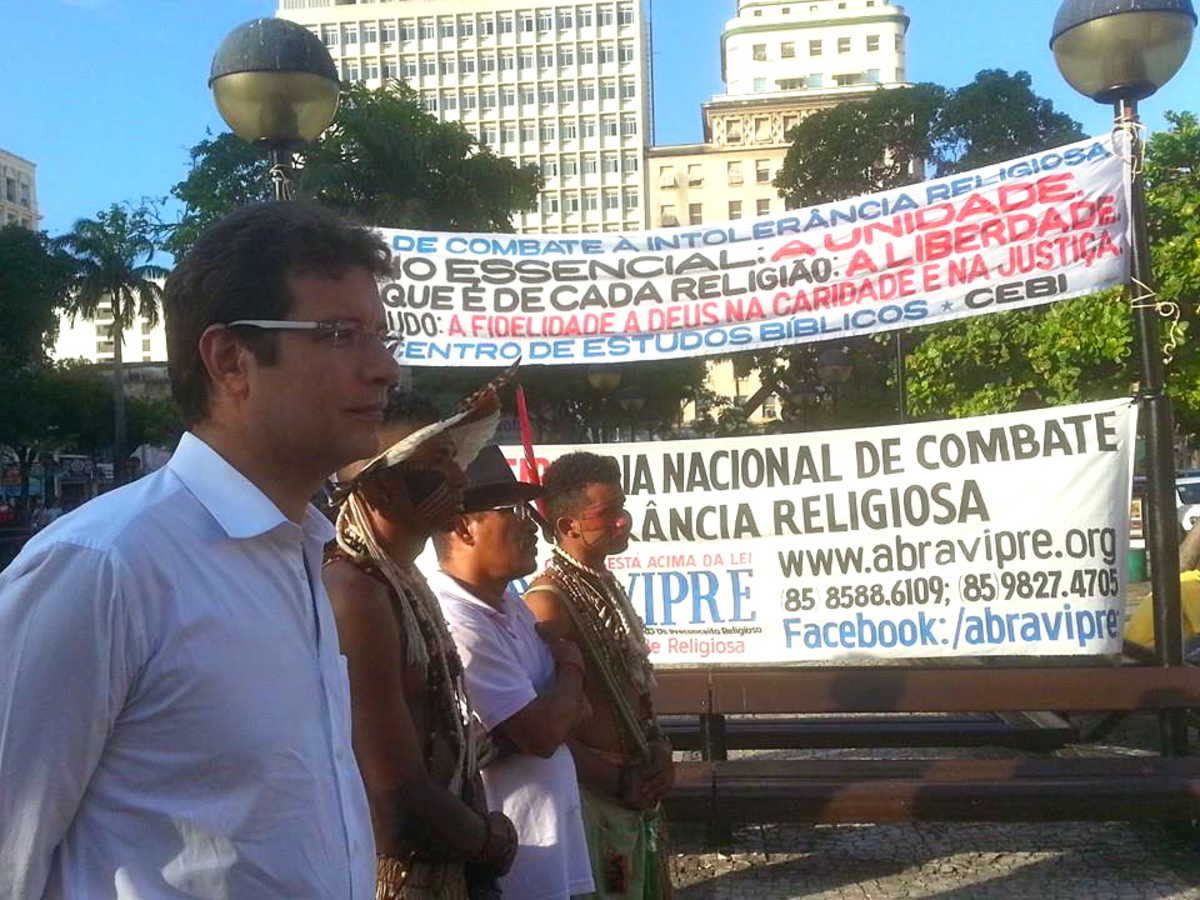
[668,817,1200,898]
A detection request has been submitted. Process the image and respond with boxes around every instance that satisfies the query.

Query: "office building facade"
[278,0,652,233]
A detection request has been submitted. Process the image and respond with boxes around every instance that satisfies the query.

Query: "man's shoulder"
[16,469,198,569]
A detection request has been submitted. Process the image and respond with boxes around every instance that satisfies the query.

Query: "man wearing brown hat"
[430,446,595,900]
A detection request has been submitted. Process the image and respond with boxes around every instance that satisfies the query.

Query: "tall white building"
[0,149,38,230]
[277,0,652,233]
[52,288,169,366]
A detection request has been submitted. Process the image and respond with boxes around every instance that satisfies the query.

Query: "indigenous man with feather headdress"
[524,452,674,899]
[324,375,519,900]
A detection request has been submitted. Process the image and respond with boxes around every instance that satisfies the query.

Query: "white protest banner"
[501,398,1137,665]
[382,134,1129,367]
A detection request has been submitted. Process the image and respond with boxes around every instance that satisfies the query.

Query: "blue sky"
[6,0,1198,240]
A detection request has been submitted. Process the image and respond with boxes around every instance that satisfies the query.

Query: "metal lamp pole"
[1052,0,1197,755]
[209,18,341,201]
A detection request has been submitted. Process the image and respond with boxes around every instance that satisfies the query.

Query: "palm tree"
[58,204,168,484]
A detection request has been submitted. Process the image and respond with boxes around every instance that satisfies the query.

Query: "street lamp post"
[586,366,622,442]
[209,18,341,201]
[1051,0,1197,755]
[817,346,854,417]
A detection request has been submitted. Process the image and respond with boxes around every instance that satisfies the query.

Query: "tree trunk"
[112,321,128,486]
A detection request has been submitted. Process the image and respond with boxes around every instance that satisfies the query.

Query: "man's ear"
[453,514,475,546]
[197,325,252,406]
[555,514,578,540]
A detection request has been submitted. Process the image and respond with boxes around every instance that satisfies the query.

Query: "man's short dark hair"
[541,451,622,524]
[164,201,393,424]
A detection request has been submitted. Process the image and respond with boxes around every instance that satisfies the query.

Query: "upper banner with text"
[381,134,1128,366]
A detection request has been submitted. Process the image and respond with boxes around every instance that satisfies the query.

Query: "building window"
[540,84,556,104]
[602,118,619,137]
[559,46,575,66]
[658,165,675,187]
[600,79,617,99]
[539,49,555,68]
[363,23,378,43]
[519,13,534,32]
[622,153,639,171]
[757,198,771,216]
[519,50,534,69]
[501,86,516,106]
[500,52,515,71]
[543,194,560,214]
[542,157,559,177]
[479,53,496,73]
[728,200,742,220]
[727,120,743,142]
[752,43,767,61]
[562,121,578,140]
[440,56,456,75]
[783,114,800,134]
[620,79,635,99]
[439,19,455,38]
[321,26,338,47]
[501,125,517,143]
[660,204,677,225]
[687,164,703,187]
[867,68,881,83]
[420,56,436,75]
[342,25,357,45]
[688,203,703,225]
[838,37,851,53]
[402,59,418,78]
[458,18,475,37]
[420,91,437,111]
[499,15,514,33]
[598,6,615,26]
[867,34,880,51]
[618,42,634,63]
[382,22,397,43]
[599,43,616,63]
[753,78,767,92]
[583,192,598,211]
[566,193,581,212]
[479,17,495,36]
[481,89,497,108]
[540,122,556,141]
[618,4,634,24]
[727,161,743,185]
[419,20,435,39]
[461,91,478,110]
[755,117,772,141]
[756,159,770,183]
[580,80,596,100]
[578,6,594,26]
[366,60,380,80]
[604,190,619,210]
[579,44,595,65]
[460,53,477,74]
[623,190,639,210]
[383,59,398,78]
[581,117,596,137]
[560,82,576,102]
[781,41,795,58]
[809,39,822,56]
[558,9,574,29]
[582,155,598,174]
[520,122,535,142]
[808,73,823,88]
[537,11,553,31]
[602,155,619,173]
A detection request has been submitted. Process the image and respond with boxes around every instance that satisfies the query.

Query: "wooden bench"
[654,665,1200,824]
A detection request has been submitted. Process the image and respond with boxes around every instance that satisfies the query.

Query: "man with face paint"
[524,452,675,899]
[325,388,518,900]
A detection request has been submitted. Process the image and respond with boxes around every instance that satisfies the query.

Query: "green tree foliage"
[765,70,1091,425]
[166,81,542,258]
[906,111,1200,429]
[0,225,74,368]
[57,204,168,482]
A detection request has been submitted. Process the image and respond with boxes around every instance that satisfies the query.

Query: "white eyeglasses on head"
[226,319,403,353]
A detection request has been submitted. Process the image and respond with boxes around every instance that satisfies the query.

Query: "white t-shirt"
[429,571,594,900]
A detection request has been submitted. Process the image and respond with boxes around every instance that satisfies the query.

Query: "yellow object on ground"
[1124,571,1200,649]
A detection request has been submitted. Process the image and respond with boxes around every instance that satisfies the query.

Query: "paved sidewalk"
[669,819,1200,898]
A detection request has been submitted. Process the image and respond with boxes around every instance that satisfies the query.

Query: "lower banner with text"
[503,398,1137,665]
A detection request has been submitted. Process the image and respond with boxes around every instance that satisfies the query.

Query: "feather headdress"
[332,360,520,503]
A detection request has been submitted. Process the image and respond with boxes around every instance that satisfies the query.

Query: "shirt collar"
[430,570,511,617]
[168,432,335,544]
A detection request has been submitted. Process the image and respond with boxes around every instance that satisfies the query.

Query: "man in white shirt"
[430,446,595,900]
[0,201,400,899]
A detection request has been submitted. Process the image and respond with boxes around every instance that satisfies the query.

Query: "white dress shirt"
[0,432,375,899]
[429,571,593,900]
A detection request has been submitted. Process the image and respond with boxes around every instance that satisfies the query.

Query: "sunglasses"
[482,503,536,522]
